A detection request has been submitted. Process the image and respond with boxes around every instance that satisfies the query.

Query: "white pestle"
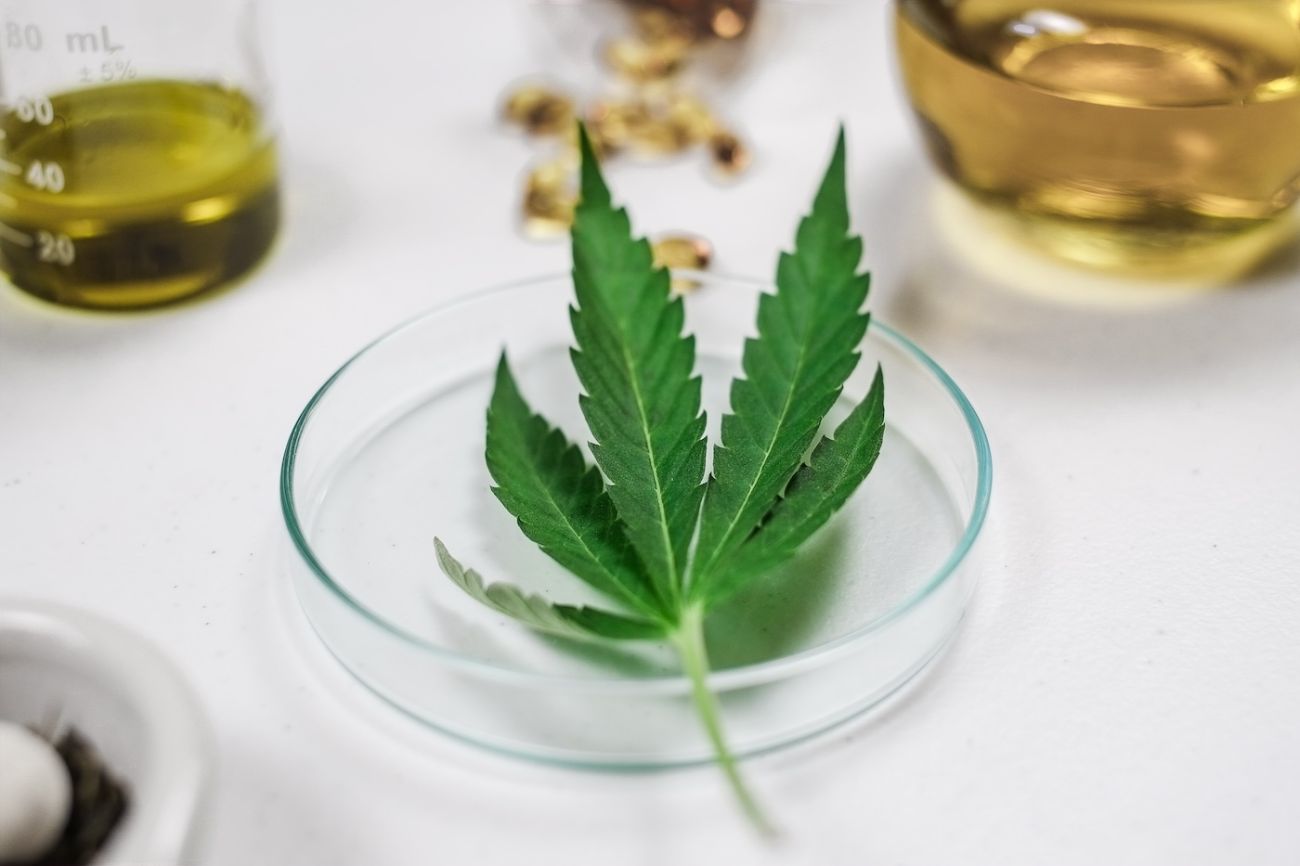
[0,721,72,862]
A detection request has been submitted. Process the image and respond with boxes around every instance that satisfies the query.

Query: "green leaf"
[435,539,666,641]
[568,126,707,610]
[434,125,884,833]
[485,353,663,620]
[690,127,871,598]
[701,366,886,606]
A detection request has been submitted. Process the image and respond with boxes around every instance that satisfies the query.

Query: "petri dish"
[280,272,991,767]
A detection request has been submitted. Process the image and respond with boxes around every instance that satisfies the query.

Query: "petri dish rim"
[279,271,993,691]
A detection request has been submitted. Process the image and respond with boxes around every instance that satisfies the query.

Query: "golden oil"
[895,0,1300,277]
[0,80,279,309]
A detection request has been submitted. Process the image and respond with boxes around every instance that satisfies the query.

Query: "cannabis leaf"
[484,356,665,622]
[689,129,871,602]
[434,540,664,641]
[568,127,709,609]
[435,124,885,833]
[702,367,886,607]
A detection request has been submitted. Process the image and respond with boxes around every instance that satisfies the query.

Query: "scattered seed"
[666,93,717,145]
[653,234,714,291]
[505,2,756,243]
[604,36,690,83]
[633,7,696,43]
[503,85,575,136]
[630,116,693,156]
[627,0,758,40]
[530,157,577,191]
[522,161,577,238]
[586,99,649,154]
[711,6,749,39]
[653,234,713,269]
[522,196,575,239]
[709,130,751,177]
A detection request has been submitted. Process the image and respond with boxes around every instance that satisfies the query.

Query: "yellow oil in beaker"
[0,80,279,309]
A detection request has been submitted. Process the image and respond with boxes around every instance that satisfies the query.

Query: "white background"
[2,2,1299,864]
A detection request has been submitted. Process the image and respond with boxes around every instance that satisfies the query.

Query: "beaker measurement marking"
[0,159,64,191]
[35,231,75,264]
[0,223,34,247]
[79,59,137,84]
[3,21,125,55]
[65,26,124,55]
[5,20,43,51]
[0,224,78,264]
[25,160,65,193]
[11,96,54,125]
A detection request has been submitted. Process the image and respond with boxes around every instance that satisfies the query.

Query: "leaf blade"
[569,126,708,608]
[485,353,663,619]
[691,128,872,596]
[699,366,886,607]
[435,539,665,642]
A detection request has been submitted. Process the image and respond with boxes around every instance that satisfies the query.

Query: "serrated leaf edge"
[434,538,662,642]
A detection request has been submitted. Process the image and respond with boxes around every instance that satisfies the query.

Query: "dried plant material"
[26,730,129,866]
[503,84,575,136]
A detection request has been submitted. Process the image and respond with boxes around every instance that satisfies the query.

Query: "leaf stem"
[674,605,775,836]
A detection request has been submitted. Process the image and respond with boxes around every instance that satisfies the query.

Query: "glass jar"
[895,0,1300,278]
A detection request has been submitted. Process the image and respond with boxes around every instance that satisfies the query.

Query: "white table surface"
[3,2,1299,864]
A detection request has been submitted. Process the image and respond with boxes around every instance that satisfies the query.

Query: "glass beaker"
[0,0,280,309]
[895,0,1300,279]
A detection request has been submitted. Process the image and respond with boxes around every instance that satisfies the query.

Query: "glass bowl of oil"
[278,273,992,766]
[895,0,1300,279]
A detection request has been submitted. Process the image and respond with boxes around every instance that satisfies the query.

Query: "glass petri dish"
[280,272,991,768]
